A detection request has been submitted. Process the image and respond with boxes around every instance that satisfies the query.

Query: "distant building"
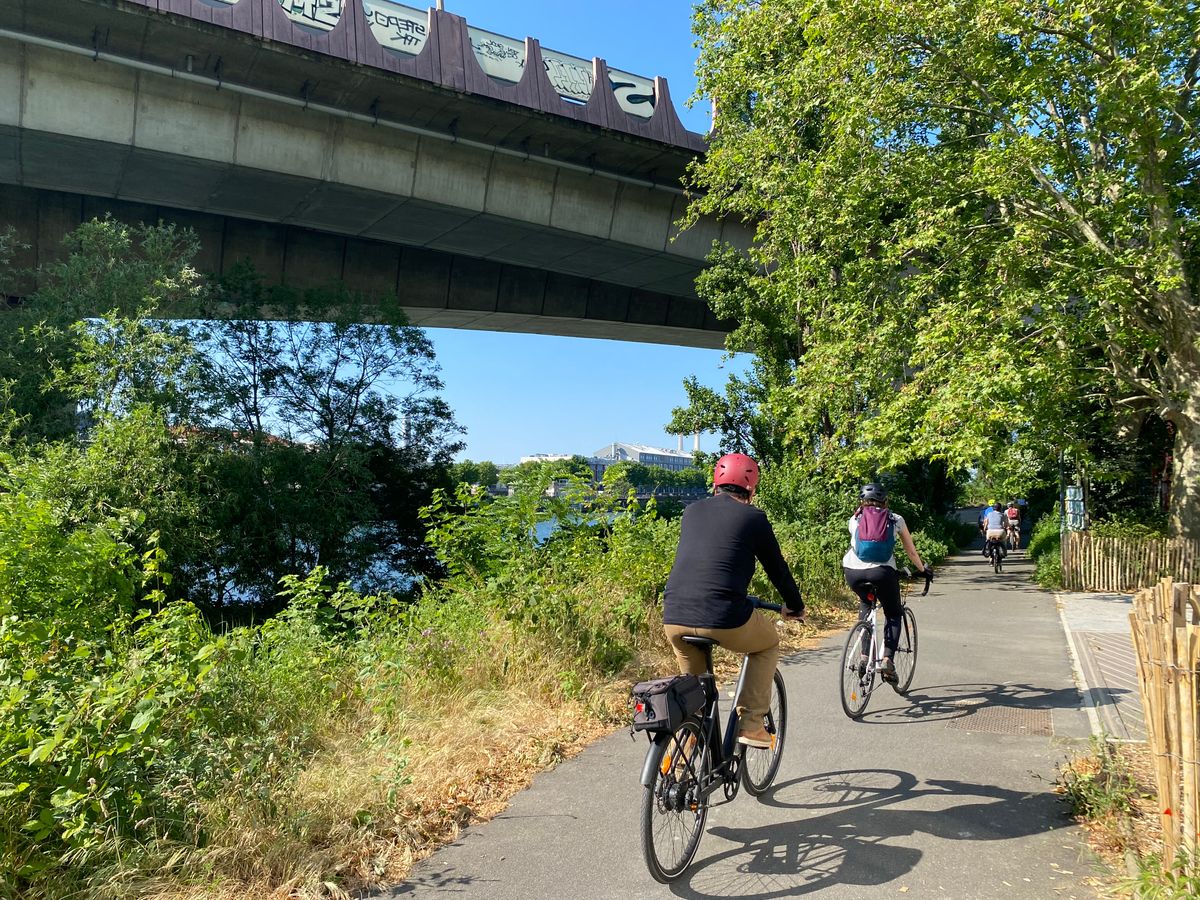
[594,441,695,473]
[519,453,608,483]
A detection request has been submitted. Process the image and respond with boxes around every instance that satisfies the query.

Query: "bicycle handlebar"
[748,596,783,613]
[900,567,934,597]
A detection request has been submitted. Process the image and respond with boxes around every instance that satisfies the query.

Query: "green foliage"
[0,218,203,441]
[1028,516,1064,589]
[689,0,1200,538]
[1091,514,1169,541]
[1059,737,1138,821]
[1122,852,1200,900]
[449,459,501,488]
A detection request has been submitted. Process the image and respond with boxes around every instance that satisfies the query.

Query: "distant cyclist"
[982,502,1007,558]
[1005,501,1021,549]
[843,483,932,684]
[661,453,804,748]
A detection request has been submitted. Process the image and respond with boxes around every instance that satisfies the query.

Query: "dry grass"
[125,603,857,900]
[1059,741,1163,893]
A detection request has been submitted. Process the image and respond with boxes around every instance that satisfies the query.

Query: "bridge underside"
[1,184,728,348]
[0,6,739,348]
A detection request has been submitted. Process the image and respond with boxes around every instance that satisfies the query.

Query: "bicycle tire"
[892,606,918,693]
[839,622,875,719]
[742,669,787,796]
[993,545,1003,573]
[640,718,709,883]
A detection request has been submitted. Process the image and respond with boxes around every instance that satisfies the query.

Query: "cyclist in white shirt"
[982,502,1007,557]
[843,483,932,683]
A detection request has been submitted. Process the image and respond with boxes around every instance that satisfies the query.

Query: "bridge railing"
[127,0,703,151]
[1129,579,1200,866]
[1061,531,1200,593]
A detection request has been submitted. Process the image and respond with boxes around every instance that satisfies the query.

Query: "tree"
[177,270,464,602]
[666,369,786,464]
[690,0,1200,537]
[450,459,481,486]
[0,218,203,440]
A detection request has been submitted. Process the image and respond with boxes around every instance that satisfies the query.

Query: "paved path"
[382,553,1100,899]
[1057,591,1145,741]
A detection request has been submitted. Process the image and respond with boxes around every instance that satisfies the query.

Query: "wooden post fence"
[1129,579,1200,864]
[1062,532,1200,593]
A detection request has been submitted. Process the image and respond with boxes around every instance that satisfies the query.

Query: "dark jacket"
[662,492,804,629]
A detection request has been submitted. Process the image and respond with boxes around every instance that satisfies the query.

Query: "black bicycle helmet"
[859,482,888,503]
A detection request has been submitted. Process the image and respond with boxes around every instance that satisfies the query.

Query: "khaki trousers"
[664,612,780,720]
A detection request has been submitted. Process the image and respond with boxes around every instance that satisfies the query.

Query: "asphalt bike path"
[384,553,1098,899]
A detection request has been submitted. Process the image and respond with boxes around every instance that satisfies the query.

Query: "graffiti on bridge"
[269,0,655,118]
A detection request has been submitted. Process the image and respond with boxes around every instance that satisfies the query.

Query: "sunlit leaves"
[689,0,1200,532]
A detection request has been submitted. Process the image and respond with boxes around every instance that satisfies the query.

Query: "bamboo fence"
[1062,532,1200,593]
[1129,579,1200,862]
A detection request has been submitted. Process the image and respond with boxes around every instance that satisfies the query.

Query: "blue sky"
[417,1,737,464]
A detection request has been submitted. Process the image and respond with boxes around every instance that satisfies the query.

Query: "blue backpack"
[854,506,896,563]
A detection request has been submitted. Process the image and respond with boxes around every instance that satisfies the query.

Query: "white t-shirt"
[842,511,906,570]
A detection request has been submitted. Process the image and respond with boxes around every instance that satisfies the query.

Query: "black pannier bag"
[630,674,705,732]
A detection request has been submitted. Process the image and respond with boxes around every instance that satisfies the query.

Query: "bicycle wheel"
[992,545,1003,573]
[892,606,918,694]
[640,718,709,883]
[839,622,875,719]
[742,669,787,796]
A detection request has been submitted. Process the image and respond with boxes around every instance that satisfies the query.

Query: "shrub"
[1027,516,1063,590]
[1058,737,1138,821]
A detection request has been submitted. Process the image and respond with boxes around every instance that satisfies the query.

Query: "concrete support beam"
[0,187,729,347]
[0,36,751,302]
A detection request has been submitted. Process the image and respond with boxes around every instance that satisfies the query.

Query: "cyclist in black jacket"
[662,453,805,748]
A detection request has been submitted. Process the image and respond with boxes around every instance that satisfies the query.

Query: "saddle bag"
[630,674,705,732]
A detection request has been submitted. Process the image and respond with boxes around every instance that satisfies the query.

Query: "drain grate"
[943,704,1054,737]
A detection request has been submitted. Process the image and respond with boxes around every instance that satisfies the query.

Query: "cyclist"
[843,483,932,684]
[1004,501,1021,548]
[982,501,1007,558]
[662,453,805,748]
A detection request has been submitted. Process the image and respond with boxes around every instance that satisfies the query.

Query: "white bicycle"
[839,569,932,719]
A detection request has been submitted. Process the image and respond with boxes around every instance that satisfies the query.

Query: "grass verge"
[1058,738,1200,898]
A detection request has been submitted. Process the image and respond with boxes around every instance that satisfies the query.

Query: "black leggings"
[844,566,902,657]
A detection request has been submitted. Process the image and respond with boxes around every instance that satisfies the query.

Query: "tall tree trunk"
[1169,399,1200,541]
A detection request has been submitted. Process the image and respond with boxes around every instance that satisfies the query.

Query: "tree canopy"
[689,0,1200,537]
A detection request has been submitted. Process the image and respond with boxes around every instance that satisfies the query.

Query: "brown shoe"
[737,726,773,749]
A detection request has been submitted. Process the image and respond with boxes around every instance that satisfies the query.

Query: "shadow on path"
[670,768,1072,899]
[851,680,1106,727]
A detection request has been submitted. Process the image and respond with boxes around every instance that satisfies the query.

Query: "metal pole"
[436,1,444,9]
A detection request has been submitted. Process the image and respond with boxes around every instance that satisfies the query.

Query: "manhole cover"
[943,705,1053,737]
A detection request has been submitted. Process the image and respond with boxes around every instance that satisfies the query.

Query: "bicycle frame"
[853,591,887,699]
[638,648,753,796]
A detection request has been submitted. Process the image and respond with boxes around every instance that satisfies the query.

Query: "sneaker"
[880,658,898,684]
[737,726,773,749]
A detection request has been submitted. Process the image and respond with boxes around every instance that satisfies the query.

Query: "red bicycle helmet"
[712,453,760,493]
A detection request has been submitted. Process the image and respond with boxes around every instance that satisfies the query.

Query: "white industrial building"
[593,442,696,473]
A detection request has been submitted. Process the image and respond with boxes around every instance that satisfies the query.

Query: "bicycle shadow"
[667,768,1073,899]
[854,680,1099,726]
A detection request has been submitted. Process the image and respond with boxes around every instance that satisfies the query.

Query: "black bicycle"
[839,569,931,719]
[987,537,1004,573]
[638,599,787,883]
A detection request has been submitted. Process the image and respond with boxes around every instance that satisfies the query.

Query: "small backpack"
[854,506,896,564]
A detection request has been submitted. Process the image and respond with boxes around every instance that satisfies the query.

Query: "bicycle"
[988,536,1004,573]
[1006,521,1021,552]
[838,569,931,719]
[638,599,788,883]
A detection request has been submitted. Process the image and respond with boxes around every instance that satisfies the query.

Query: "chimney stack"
[693,431,700,452]
[677,434,683,452]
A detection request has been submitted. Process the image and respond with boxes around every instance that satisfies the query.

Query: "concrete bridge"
[0,0,745,347]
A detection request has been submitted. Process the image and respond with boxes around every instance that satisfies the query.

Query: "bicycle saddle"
[681,636,720,649]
